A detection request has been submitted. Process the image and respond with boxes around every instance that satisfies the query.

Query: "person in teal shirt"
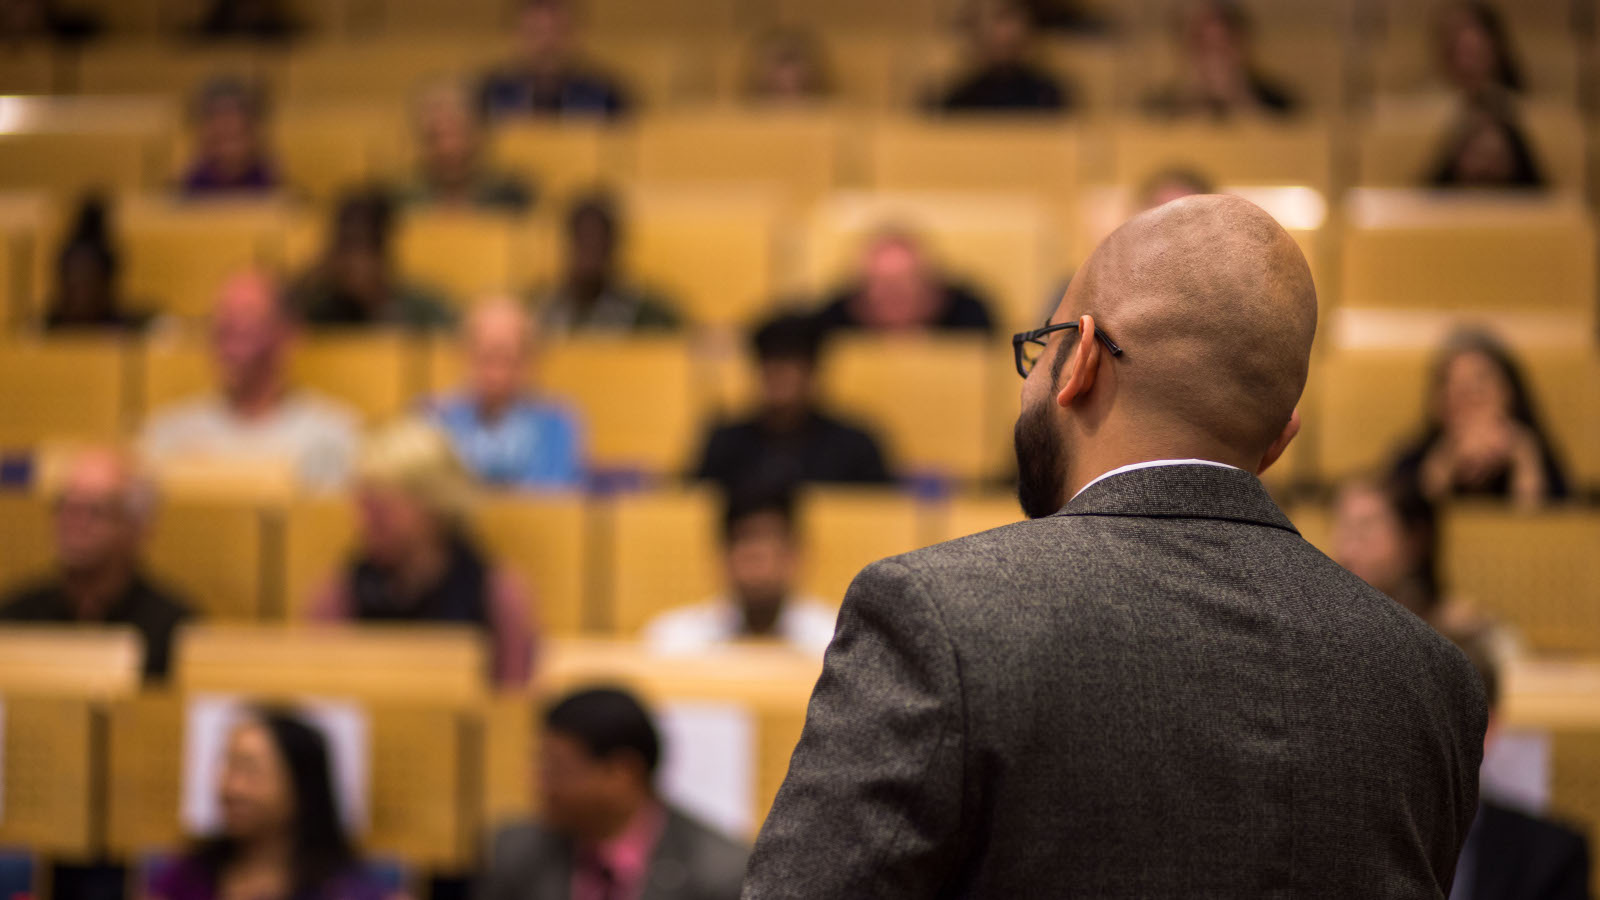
[428,297,584,488]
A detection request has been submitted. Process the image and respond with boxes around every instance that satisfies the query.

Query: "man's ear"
[1055,314,1102,409]
[1257,408,1302,475]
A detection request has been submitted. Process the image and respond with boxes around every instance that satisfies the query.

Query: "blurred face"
[725,512,798,615]
[760,51,819,99]
[1451,118,1518,186]
[332,243,389,305]
[419,98,481,185]
[858,240,939,330]
[975,0,1028,62]
[53,454,140,576]
[198,97,262,176]
[1332,483,1414,601]
[515,2,572,71]
[211,277,288,397]
[758,356,814,418]
[1441,8,1497,91]
[1184,2,1243,62]
[218,720,294,842]
[538,732,635,838]
[1140,177,1205,211]
[59,248,112,317]
[1439,349,1513,430]
[356,484,439,567]
[569,213,615,281]
[464,308,533,413]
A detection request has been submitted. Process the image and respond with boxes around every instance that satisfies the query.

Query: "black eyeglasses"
[1012,321,1123,379]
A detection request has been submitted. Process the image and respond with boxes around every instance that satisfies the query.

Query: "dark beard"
[1014,395,1067,519]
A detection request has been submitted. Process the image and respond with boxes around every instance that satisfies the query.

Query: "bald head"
[1060,193,1316,457]
[53,446,154,576]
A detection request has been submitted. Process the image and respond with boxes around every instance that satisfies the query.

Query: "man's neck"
[1065,438,1255,502]
[739,599,785,637]
[61,560,134,621]
[386,537,451,600]
[227,375,288,421]
[476,393,518,425]
[581,794,653,847]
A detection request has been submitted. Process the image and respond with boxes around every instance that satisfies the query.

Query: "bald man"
[427,297,584,488]
[141,270,360,490]
[745,196,1487,898]
[0,448,192,680]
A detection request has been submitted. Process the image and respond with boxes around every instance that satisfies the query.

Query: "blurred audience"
[43,195,149,331]
[1433,1,1523,103]
[291,190,456,330]
[427,297,584,489]
[1024,0,1111,34]
[189,0,299,42]
[1332,476,1449,625]
[646,491,836,657]
[1427,100,1545,190]
[479,0,630,122]
[815,230,995,335]
[0,0,97,42]
[1137,166,1215,211]
[395,80,534,215]
[743,27,831,104]
[0,447,192,682]
[693,313,891,498]
[180,76,281,197]
[933,0,1070,113]
[1444,626,1592,900]
[1143,0,1297,120]
[480,687,748,900]
[309,420,536,688]
[1391,330,1569,508]
[148,708,390,900]
[532,191,682,335]
[142,271,361,491]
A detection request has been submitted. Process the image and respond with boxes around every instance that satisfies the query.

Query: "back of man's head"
[1067,193,1317,461]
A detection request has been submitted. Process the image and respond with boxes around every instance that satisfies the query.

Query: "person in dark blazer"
[480,687,747,900]
[743,194,1487,898]
[1444,627,1592,900]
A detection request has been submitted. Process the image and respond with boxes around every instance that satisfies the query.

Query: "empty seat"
[284,40,492,105]
[586,37,717,108]
[1357,98,1587,190]
[0,45,61,94]
[761,0,948,33]
[0,191,55,326]
[621,185,786,327]
[541,336,703,474]
[1338,189,1596,328]
[930,492,1026,545]
[799,486,921,604]
[0,97,176,200]
[0,337,131,448]
[864,118,1081,213]
[490,121,623,206]
[632,109,848,204]
[122,197,292,319]
[1106,117,1335,194]
[1443,508,1600,654]
[73,41,284,96]
[271,104,400,201]
[0,694,101,855]
[602,488,721,636]
[800,190,1061,333]
[820,334,995,480]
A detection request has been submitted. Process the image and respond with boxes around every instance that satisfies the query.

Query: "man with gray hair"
[0,447,193,681]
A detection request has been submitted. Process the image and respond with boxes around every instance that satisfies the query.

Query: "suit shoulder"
[488,819,559,864]
[1482,801,1592,852]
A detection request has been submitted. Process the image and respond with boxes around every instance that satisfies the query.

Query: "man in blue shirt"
[428,297,585,489]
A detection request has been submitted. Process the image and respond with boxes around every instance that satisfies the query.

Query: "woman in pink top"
[308,419,536,688]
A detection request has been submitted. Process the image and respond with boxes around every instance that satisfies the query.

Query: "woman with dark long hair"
[148,708,389,900]
[1332,476,1443,622]
[1433,1,1523,101]
[1390,330,1569,508]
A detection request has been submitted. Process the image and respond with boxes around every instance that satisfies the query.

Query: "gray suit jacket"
[481,806,748,900]
[745,464,1487,899]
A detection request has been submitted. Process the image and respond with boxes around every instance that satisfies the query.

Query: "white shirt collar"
[1071,458,1240,500]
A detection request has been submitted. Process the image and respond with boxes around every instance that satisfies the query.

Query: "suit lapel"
[638,811,694,900]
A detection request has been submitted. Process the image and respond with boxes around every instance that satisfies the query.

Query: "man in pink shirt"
[479,688,747,900]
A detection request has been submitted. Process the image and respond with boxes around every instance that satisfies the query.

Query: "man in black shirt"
[0,448,192,681]
[693,314,891,500]
[935,0,1072,113]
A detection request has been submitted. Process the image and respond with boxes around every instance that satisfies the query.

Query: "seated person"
[1142,0,1298,120]
[646,491,836,657]
[743,27,831,104]
[427,297,584,489]
[1443,626,1592,900]
[480,687,747,900]
[1427,99,1545,189]
[179,76,280,197]
[308,419,536,688]
[0,0,98,42]
[290,190,455,330]
[933,0,1070,113]
[394,79,534,215]
[43,195,148,331]
[478,0,630,121]
[1390,330,1569,508]
[1434,1,1523,103]
[1331,476,1445,625]
[142,271,361,491]
[1024,0,1110,34]
[0,447,192,682]
[693,313,890,497]
[148,708,390,900]
[531,191,682,335]
[814,230,995,335]
[1137,166,1215,211]
[190,0,299,41]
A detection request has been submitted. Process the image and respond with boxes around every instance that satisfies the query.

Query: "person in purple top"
[148,708,394,900]
[179,76,281,197]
